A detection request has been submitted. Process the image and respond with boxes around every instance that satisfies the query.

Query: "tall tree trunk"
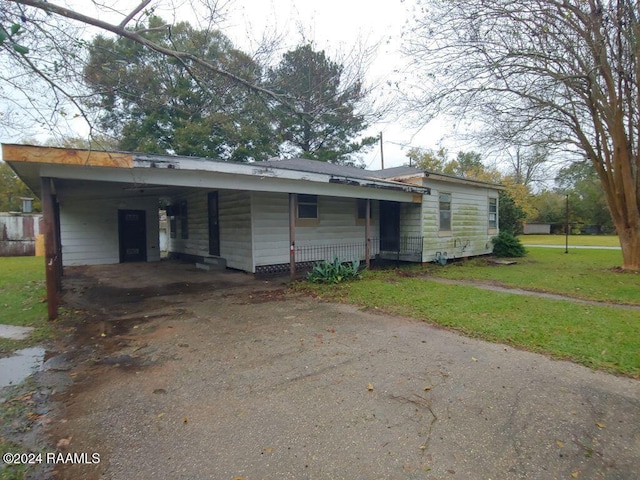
[617,224,640,271]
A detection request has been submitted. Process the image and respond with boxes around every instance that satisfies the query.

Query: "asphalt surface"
[36,263,639,480]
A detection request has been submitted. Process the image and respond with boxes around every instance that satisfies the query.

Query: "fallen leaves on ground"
[57,436,72,448]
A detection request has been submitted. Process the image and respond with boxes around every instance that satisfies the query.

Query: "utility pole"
[379,131,384,170]
[565,193,569,254]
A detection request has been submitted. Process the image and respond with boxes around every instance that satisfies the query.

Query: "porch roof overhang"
[383,171,505,190]
[2,144,429,202]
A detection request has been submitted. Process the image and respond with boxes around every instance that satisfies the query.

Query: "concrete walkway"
[523,244,621,250]
[426,277,640,310]
[0,324,33,340]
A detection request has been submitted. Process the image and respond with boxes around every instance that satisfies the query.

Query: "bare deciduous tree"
[504,146,554,188]
[8,0,280,96]
[1,0,286,143]
[1,1,89,138]
[404,0,640,270]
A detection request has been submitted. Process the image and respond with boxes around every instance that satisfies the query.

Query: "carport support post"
[289,193,296,278]
[41,177,60,320]
[365,198,371,269]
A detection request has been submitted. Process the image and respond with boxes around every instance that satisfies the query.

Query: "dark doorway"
[379,201,401,251]
[208,192,220,256]
[118,210,147,262]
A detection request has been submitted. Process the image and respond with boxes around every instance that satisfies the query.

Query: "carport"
[2,144,428,320]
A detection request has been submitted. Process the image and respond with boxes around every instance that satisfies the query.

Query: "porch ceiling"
[52,178,198,200]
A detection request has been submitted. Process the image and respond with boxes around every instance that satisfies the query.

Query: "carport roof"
[2,144,431,200]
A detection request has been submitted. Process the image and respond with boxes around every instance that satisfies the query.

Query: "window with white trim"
[488,197,497,229]
[439,193,451,231]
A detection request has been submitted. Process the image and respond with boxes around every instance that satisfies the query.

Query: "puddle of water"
[0,347,45,388]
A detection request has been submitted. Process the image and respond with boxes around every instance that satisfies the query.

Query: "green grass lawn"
[0,257,52,354]
[299,248,640,377]
[424,247,640,305]
[519,234,620,247]
[0,258,53,480]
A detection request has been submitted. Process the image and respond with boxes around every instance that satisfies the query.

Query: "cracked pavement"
[36,263,640,480]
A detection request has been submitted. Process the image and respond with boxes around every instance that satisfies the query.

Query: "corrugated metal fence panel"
[0,214,41,256]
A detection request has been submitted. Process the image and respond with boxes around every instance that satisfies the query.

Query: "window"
[439,193,451,232]
[297,194,318,219]
[180,201,188,239]
[169,217,177,238]
[167,204,177,239]
[167,202,188,239]
[356,199,373,221]
[488,197,497,229]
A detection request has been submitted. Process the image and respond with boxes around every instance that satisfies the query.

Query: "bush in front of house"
[492,231,526,257]
[306,258,361,284]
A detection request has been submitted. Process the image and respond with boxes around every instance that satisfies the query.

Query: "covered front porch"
[2,144,429,319]
[163,188,425,275]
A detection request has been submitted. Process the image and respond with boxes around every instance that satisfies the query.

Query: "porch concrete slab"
[0,324,33,340]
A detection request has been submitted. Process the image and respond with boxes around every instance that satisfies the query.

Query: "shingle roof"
[255,158,429,181]
[370,166,424,178]
[254,158,378,180]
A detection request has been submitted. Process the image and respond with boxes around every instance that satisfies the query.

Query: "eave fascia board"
[133,155,429,195]
[2,143,430,196]
[424,171,504,190]
[37,164,421,202]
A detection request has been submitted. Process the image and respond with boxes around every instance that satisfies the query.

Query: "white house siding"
[251,192,380,269]
[167,191,208,258]
[399,202,423,237]
[167,190,253,271]
[59,196,160,266]
[421,180,497,263]
[220,191,252,271]
[396,202,424,261]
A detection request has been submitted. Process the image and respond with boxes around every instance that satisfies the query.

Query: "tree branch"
[10,0,288,104]
[119,0,152,29]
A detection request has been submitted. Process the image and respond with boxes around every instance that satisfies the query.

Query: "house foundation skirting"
[256,236,425,275]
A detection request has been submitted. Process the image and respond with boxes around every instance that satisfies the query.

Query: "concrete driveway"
[35,262,640,479]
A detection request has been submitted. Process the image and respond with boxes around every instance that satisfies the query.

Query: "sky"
[1,0,466,169]
[220,0,458,169]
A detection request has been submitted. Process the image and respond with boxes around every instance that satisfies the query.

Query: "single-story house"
[2,144,502,318]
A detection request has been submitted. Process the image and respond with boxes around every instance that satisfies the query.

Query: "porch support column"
[41,177,60,320]
[365,198,371,269]
[289,193,296,278]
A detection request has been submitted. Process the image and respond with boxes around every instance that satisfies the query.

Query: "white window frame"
[439,192,452,233]
[488,197,498,231]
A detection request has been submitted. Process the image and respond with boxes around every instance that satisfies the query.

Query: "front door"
[379,201,401,251]
[118,210,147,262]
[208,192,220,256]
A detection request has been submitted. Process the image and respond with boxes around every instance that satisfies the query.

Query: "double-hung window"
[488,197,497,230]
[439,193,451,232]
